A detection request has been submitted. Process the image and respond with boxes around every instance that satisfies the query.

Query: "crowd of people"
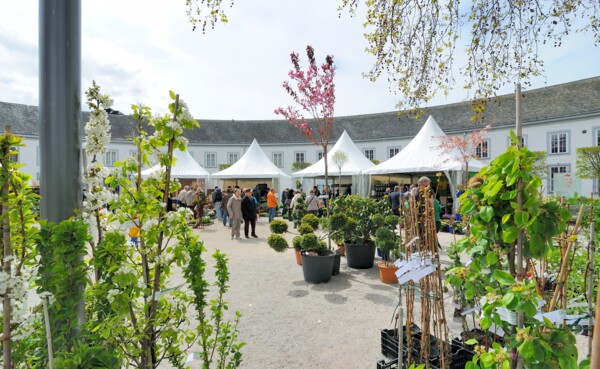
[171,177,445,243]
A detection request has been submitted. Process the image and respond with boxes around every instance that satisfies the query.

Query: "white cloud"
[0,0,599,120]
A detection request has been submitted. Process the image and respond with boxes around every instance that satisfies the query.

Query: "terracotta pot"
[378,262,399,284]
[337,243,346,256]
[294,248,302,265]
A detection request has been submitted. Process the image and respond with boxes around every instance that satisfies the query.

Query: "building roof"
[2,76,599,145]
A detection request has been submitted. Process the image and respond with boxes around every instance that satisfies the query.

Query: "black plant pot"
[301,252,335,284]
[332,251,341,276]
[345,241,376,269]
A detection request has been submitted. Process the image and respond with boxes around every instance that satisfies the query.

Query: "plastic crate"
[380,325,422,359]
[376,358,398,369]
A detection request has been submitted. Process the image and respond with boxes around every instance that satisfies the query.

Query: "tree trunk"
[323,144,331,250]
[2,126,13,369]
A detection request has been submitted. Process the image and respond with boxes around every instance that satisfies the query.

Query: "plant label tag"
[186,352,201,362]
[496,307,518,325]
[534,309,566,324]
[488,322,506,337]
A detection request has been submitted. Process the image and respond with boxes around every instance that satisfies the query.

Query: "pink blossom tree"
[275,45,335,214]
[436,124,491,185]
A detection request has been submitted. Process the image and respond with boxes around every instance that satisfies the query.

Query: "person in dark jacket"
[241,188,258,238]
[389,185,401,216]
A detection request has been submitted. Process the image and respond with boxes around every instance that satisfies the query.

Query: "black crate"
[380,325,422,359]
[376,358,398,369]
[377,358,440,369]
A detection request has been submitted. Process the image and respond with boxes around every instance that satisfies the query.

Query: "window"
[595,127,600,146]
[508,135,527,147]
[295,152,305,163]
[9,147,19,163]
[273,152,284,168]
[388,147,400,159]
[228,152,239,164]
[548,131,569,155]
[104,150,118,166]
[205,152,217,168]
[548,165,570,193]
[317,151,324,160]
[363,148,375,161]
[475,139,490,159]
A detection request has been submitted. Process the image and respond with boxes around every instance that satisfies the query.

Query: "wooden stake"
[2,126,13,369]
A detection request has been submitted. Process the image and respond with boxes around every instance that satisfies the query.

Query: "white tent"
[364,116,486,175]
[293,130,374,197]
[141,149,210,179]
[364,116,486,208]
[211,139,291,189]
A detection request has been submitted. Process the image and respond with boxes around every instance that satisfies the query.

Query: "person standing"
[212,186,223,220]
[305,189,319,216]
[227,188,243,240]
[185,185,197,218]
[266,187,278,223]
[242,188,258,238]
[389,185,401,216]
[280,188,289,219]
[221,188,233,227]
[178,186,189,209]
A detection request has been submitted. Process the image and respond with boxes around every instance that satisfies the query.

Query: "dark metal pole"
[39,0,82,223]
[39,0,84,339]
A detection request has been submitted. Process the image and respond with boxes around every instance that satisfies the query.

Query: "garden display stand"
[388,192,450,369]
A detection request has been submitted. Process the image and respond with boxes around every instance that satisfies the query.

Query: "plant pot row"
[295,241,400,284]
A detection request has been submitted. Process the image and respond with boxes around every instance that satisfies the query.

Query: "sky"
[1,1,599,120]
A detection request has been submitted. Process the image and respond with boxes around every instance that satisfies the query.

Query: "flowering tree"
[275,45,336,216]
[436,124,491,185]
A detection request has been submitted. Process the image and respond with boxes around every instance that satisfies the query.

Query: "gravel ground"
[175,217,589,369]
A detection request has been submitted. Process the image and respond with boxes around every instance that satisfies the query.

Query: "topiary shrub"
[292,236,303,251]
[269,219,288,234]
[301,213,319,230]
[384,214,400,228]
[300,233,320,252]
[267,234,289,253]
[297,223,314,235]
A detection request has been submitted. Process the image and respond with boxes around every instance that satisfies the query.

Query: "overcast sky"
[1,1,599,120]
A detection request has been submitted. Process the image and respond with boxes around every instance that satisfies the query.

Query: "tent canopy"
[292,130,375,178]
[211,139,291,180]
[141,149,210,179]
[364,116,486,175]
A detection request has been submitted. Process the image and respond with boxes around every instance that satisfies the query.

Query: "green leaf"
[465,338,478,345]
[169,90,176,100]
[514,212,529,227]
[480,206,494,222]
[502,226,519,243]
[486,252,498,265]
[521,300,537,317]
[480,316,492,329]
[502,291,516,308]
[480,352,494,367]
[559,356,578,369]
[494,269,515,285]
[518,340,535,359]
[501,213,511,224]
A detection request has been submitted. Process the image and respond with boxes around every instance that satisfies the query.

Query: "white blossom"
[142,219,159,232]
[166,120,182,132]
[176,136,189,147]
[107,288,120,303]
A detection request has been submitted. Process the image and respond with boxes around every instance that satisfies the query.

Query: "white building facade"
[4,76,600,196]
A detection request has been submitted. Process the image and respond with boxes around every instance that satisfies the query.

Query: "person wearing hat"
[241,188,258,238]
[212,186,223,220]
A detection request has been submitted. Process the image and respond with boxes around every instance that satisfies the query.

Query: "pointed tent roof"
[365,116,486,175]
[141,149,210,178]
[211,139,291,179]
[292,130,375,177]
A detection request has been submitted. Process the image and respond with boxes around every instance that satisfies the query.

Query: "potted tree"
[267,215,336,283]
[374,214,401,283]
[329,195,391,269]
